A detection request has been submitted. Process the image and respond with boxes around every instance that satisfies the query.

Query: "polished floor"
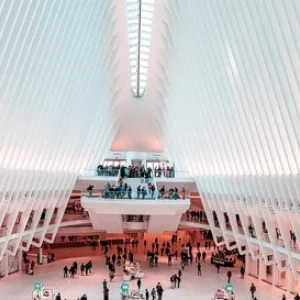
[0,245,291,300]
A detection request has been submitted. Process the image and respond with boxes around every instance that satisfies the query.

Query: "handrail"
[81,169,119,177]
[82,189,190,200]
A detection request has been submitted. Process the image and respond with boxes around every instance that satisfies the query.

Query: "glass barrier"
[154,169,190,178]
[82,189,190,200]
[82,169,119,177]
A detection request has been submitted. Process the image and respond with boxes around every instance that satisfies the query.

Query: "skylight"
[127,0,155,98]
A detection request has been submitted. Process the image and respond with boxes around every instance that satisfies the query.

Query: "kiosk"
[123,260,144,281]
[32,281,55,300]
[211,283,234,300]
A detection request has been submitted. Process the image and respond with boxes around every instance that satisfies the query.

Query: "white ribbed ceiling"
[0,0,299,180]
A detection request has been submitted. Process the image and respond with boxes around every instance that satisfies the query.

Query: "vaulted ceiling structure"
[0,0,300,261]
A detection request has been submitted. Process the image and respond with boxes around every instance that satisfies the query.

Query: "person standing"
[145,289,149,300]
[168,254,172,266]
[197,262,202,276]
[63,266,68,278]
[250,283,256,299]
[80,263,85,276]
[55,292,62,300]
[227,270,232,283]
[154,255,158,267]
[103,279,107,290]
[240,265,245,279]
[294,293,300,300]
[112,253,116,265]
[73,261,78,274]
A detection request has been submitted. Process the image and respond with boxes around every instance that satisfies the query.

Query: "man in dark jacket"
[156,282,164,300]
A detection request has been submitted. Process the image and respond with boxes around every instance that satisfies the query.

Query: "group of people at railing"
[96,165,120,176]
[158,185,187,200]
[120,165,153,179]
[101,180,156,200]
[185,209,208,223]
[154,166,175,178]
[95,164,177,178]
[86,184,188,200]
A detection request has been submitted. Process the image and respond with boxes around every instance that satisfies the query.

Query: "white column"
[3,254,8,277]
[272,264,279,287]
[38,248,43,264]
[286,269,292,293]
[245,253,250,277]
[18,250,22,273]
[258,258,265,281]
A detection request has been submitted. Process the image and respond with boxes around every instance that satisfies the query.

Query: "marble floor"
[0,247,291,300]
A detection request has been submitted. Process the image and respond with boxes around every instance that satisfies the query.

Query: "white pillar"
[18,250,22,273]
[38,247,43,264]
[245,253,250,277]
[3,254,8,277]
[272,264,278,287]
[258,258,265,281]
[286,269,291,293]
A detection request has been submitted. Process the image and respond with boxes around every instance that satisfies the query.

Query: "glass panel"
[126,0,155,97]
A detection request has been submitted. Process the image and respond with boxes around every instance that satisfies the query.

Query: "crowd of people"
[185,209,207,223]
[29,230,299,300]
[102,179,156,200]
[158,186,187,200]
[63,260,93,278]
[96,163,176,179]
[96,165,120,176]
[87,181,188,201]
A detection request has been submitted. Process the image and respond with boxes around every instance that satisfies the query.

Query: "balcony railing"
[81,169,119,177]
[82,189,189,201]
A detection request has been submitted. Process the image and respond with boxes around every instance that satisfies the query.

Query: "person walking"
[197,262,202,276]
[250,283,256,299]
[177,276,181,288]
[137,278,142,290]
[151,288,156,300]
[281,295,286,300]
[216,264,220,274]
[240,265,245,279]
[156,282,164,300]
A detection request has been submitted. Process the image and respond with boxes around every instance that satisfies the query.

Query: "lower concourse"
[0,233,290,300]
